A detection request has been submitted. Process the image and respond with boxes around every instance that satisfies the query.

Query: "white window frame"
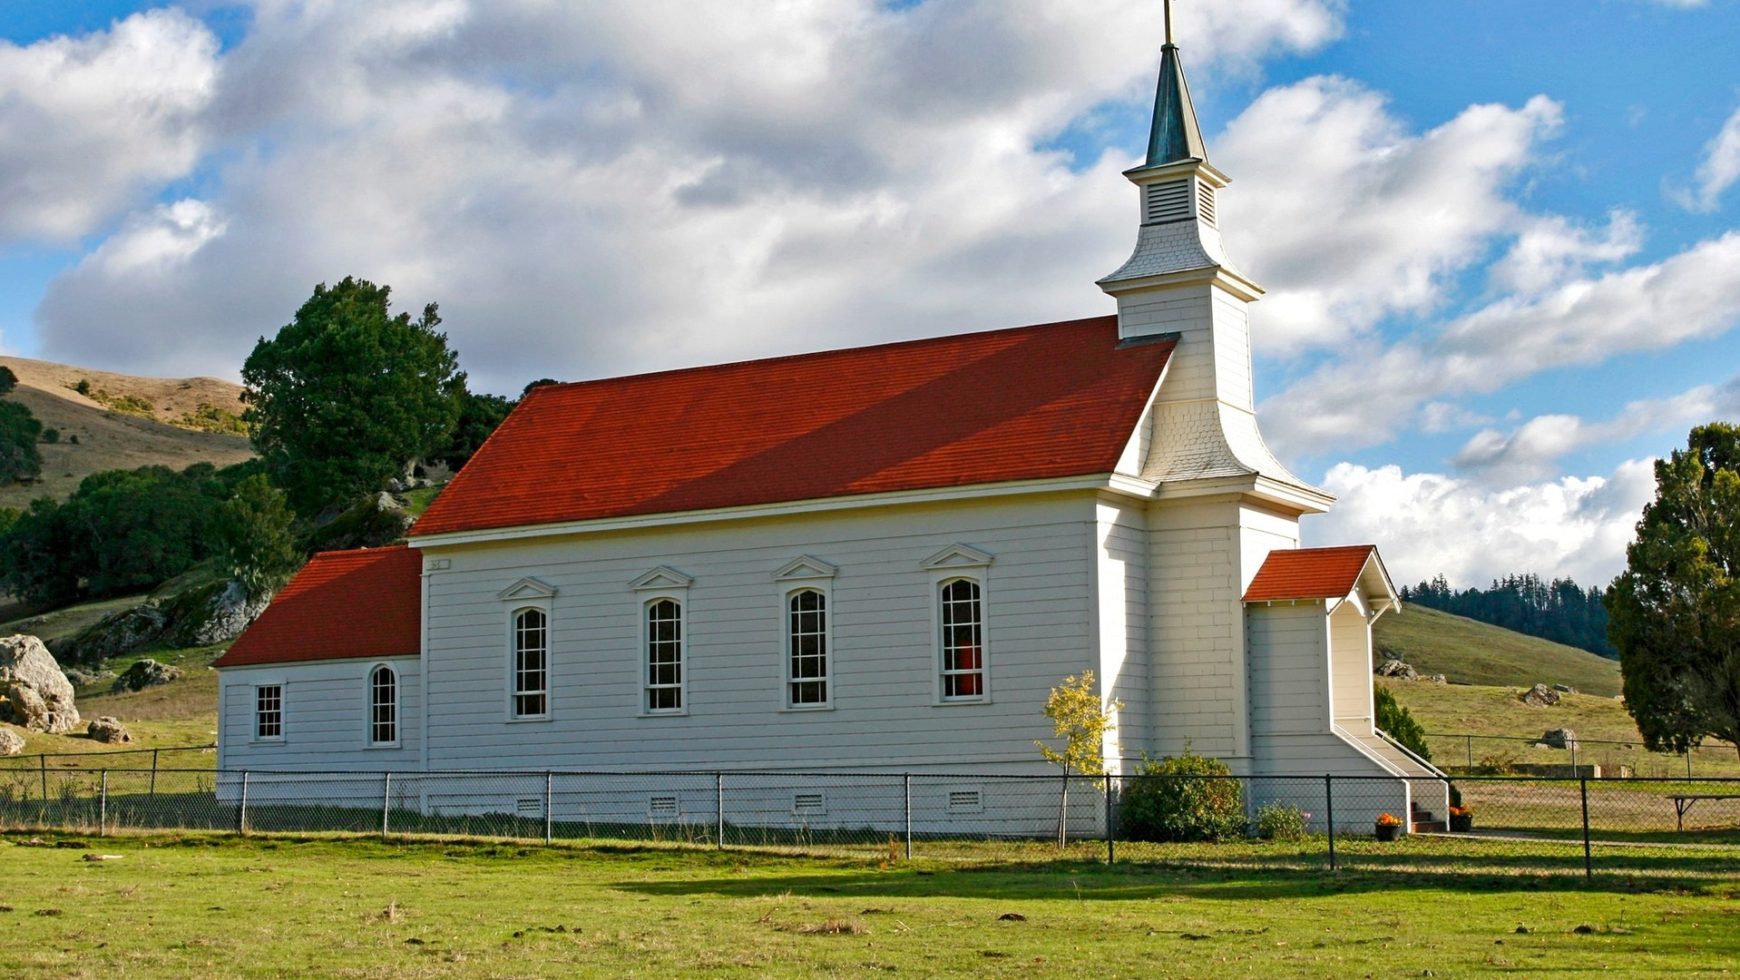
[783,586,832,710]
[922,544,994,705]
[508,604,552,722]
[640,594,687,716]
[253,683,284,742]
[631,567,693,718]
[367,664,400,748]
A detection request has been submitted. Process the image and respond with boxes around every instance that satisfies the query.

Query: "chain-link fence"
[3,768,1737,883]
[1424,732,1740,779]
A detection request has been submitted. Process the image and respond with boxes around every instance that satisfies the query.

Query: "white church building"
[215,30,1445,832]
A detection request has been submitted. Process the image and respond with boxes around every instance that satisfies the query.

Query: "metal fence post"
[1580,776,1593,880]
[1570,740,1578,777]
[238,771,250,836]
[1686,750,1693,779]
[1104,774,1115,866]
[381,772,392,839]
[149,748,159,800]
[544,772,554,846]
[903,773,913,861]
[1466,735,1473,770]
[715,772,724,850]
[1324,774,1337,872]
[39,753,47,803]
[99,770,108,837]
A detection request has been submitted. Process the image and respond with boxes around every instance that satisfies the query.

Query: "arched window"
[645,598,683,712]
[939,579,984,700]
[786,589,828,707]
[369,665,397,745]
[512,608,548,718]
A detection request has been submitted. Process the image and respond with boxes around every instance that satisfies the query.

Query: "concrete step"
[1412,820,1448,833]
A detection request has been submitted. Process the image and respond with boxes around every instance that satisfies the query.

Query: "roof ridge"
[518,314,1117,400]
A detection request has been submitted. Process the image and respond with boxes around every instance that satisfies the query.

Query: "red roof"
[1243,545,1379,603]
[413,316,1173,537]
[214,546,421,668]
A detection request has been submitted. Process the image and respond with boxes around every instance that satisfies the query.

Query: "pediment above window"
[921,543,994,571]
[773,556,838,582]
[497,577,558,601]
[629,566,694,591]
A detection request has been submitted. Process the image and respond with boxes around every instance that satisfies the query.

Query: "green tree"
[432,389,514,471]
[0,365,17,396]
[0,401,43,484]
[1036,671,1118,846]
[215,475,302,598]
[0,497,82,605]
[1607,423,1740,758]
[1374,686,1432,761]
[242,277,465,514]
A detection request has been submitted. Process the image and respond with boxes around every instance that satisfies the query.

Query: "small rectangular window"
[255,685,282,740]
[369,666,397,745]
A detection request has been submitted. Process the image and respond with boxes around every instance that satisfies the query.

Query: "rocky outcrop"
[1522,683,1561,707]
[304,492,413,553]
[1552,683,1577,695]
[0,635,79,734]
[0,727,24,755]
[111,659,183,694]
[86,716,131,744]
[63,578,272,665]
[1375,659,1419,681]
[185,581,272,646]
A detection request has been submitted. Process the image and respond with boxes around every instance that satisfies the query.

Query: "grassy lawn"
[5,833,1738,978]
[2,643,221,762]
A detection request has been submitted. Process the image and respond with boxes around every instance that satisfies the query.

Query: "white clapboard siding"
[419,492,1101,773]
[1329,602,1374,728]
[1095,496,1148,766]
[218,657,421,772]
[1247,603,1329,738]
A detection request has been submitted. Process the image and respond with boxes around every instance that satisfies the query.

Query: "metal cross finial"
[1164,0,1174,45]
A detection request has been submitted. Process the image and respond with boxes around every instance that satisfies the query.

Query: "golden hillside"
[0,355,254,510]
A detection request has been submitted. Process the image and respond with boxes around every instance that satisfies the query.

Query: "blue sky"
[0,0,1736,586]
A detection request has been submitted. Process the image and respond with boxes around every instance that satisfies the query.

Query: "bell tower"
[1098,4,1325,510]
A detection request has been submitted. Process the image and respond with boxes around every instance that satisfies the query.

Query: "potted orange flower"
[1374,812,1404,842]
[1449,805,1474,833]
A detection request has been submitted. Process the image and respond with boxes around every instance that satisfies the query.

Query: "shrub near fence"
[5,768,1740,882]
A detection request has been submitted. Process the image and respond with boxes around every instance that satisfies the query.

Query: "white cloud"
[31,0,1345,386]
[0,9,218,243]
[1452,379,1740,483]
[1263,231,1740,458]
[1214,78,1561,350]
[1307,458,1658,588]
[1489,210,1642,295]
[1680,103,1740,212]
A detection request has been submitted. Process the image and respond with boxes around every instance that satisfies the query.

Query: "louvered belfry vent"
[1196,181,1216,226]
[1143,178,1193,224]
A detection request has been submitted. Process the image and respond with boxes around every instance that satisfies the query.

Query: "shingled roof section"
[213,546,421,668]
[1243,545,1380,603]
[413,316,1174,538]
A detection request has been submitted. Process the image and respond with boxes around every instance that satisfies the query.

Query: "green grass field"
[5,833,1737,978]
[1373,606,1621,695]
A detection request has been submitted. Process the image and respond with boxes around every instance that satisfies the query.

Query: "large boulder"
[111,659,183,694]
[0,727,24,755]
[1542,727,1578,750]
[1522,683,1561,707]
[0,635,80,733]
[58,604,169,665]
[87,716,131,744]
[1375,658,1419,681]
[62,579,273,664]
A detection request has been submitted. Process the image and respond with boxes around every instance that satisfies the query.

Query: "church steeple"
[1096,4,1327,515]
[1145,40,1208,168]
